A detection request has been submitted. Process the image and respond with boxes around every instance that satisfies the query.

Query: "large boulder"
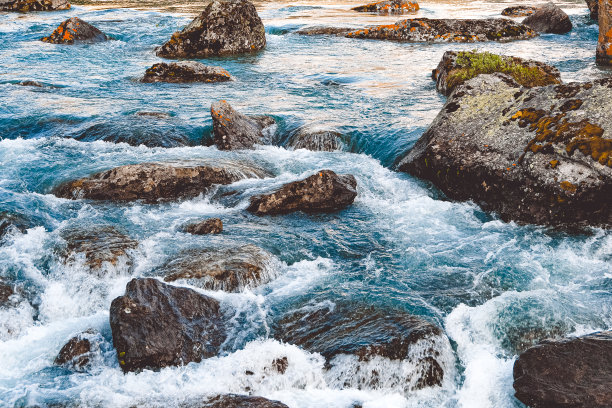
[287,128,345,152]
[513,331,612,408]
[597,0,612,65]
[274,302,450,391]
[432,50,561,96]
[247,170,357,215]
[191,395,289,408]
[501,6,538,17]
[53,161,270,203]
[211,101,276,150]
[142,62,231,84]
[522,2,572,34]
[41,17,107,44]
[352,0,419,14]
[162,245,278,293]
[397,74,612,228]
[183,218,223,235]
[156,0,266,59]
[345,18,537,42]
[110,278,226,372]
[586,0,598,20]
[0,0,69,12]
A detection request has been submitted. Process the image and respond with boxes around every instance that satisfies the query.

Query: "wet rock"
[274,301,448,391]
[352,0,419,14]
[0,212,31,241]
[54,331,100,370]
[162,245,278,292]
[211,100,276,150]
[586,0,598,21]
[501,6,538,18]
[18,80,44,87]
[41,17,107,44]
[142,62,231,84]
[0,0,69,12]
[397,74,612,228]
[597,0,612,65]
[432,50,561,96]
[183,218,223,235]
[53,161,269,203]
[135,111,172,119]
[296,26,354,36]
[522,2,572,34]
[513,331,612,408]
[288,128,345,152]
[110,278,226,372]
[156,0,266,59]
[345,18,537,42]
[195,394,289,408]
[0,283,14,306]
[247,170,357,215]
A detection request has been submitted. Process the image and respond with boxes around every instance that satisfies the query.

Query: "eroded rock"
[183,218,223,235]
[522,2,572,34]
[513,331,612,408]
[41,17,107,44]
[142,62,231,84]
[501,6,538,17]
[352,0,419,14]
[156,0,266,58]
[211,101,276,150]
[247,170,357,215]
[0,0,69,12]
[288,128,345,152]
[110,278,226,372]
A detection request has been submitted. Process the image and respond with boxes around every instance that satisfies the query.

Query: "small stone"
[54,334,93,369]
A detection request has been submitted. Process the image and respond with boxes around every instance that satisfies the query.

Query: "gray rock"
[142,62,231,84]
[0,0,69,12]
[522,2,572,34]
[211,101,276,150]
[41,17,107,44]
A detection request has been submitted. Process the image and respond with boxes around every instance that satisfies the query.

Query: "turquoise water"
[0,1,611,407]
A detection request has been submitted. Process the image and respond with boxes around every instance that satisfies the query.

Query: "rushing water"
[1,0,611,407]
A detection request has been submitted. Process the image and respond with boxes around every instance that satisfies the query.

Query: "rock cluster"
[142,62,231,83]
[0,0,69,12]
[41,17,107,44]
[352,0,419,14]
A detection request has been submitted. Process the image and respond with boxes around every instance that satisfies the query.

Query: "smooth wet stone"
[586,0,598,20]
[0,0,69,12]
[397,74,612,228]
[183,218,223,235]
[156,0,266,58]
[513,331,612,408]
[597,0,612,65]
[345,18,537,42]
[53,161,269,202]
[195,395,289,408]
[142,62,231,84]
[110,278,226,373]
[162,245,278,293]
[247,170,357,215]
[522,2,572,34]
[432,50,561,96]
[54,330,100,370]
[352,0,419,14]
[41,17,107,44]
[288,128,345,152]
[211,100,276,150]
[501,5,538,17]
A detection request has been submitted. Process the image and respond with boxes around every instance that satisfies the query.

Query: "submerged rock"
[397,74,612,228]
[196,395,289,408]
[522,2,572,34]
[162,245,278,293]
[41,17,107,44]
[18,80,44,88]
[0,211,31,241]
[345,18,537,42]
[0,0,69,12]
[183,218,223,235]
[211,101,276,150]
[156,0,266,59]
[597,0,612,65]
[432,50,561,96]
[288,128,345,152]
[586,0,598,20]
[296,26,354,36]
[247,170,357,215]
[110,278,226,372]
[501,6,538,17]
[513,331,612,408]
[142,62,231,84]
[54,330,101,370]
[53,161,269,203]
[352,0,419,14]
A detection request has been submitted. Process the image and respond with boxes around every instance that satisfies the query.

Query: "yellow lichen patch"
[560,181,577,193]
[549,159,559,168]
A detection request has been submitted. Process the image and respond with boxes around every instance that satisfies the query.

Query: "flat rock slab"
[1,0,69,12]
[522,2,572,34]
[514,331,612,408]
[211,100,276,150]
[110,278,226,372]
[41,17,107,44]
[142,62,231,83]
[352,0,419,14]
[398,74,612,228]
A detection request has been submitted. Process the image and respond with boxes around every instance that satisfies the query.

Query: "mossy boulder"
[41,17,107,44]
[397,74,612,228]
[522,2,572,34]
[142,62,231,83]
[352,0,419,14]
[0,0,69,12]
[433,50,561,96]
[501,6,537,18]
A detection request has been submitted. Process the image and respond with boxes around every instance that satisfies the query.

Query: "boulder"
[53,161,270,203]
[156,0,266,59]
[247,170,357,215]
[195,395,289,408]
[513,331,612,408]
[274,301,449,391]
[0,0,69,12]
[597,0,612,65]
[522,2,572,34]
[183,218,223,235]
[288,128,345,152]
[162,245,278,293]
[397,74,612,228]
[345,18,537,42]
[54,330,100,370]
[432,50,561,96]
[110,278,226,372]
[501,6,538,17]
[352,0,419,14]
[586,0,598,20]
[142,62,231,84]
[41,17,107,44]
[211,101,276,150]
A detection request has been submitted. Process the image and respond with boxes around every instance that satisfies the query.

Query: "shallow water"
[0,0,611,407]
